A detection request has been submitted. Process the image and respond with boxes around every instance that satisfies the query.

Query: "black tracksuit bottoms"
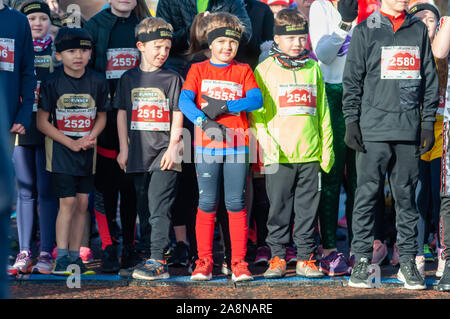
[352,141,419,264]
[265,162,320,260]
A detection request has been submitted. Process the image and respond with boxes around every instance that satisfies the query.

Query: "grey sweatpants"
[352,141,419,264]
[265,162,321,260]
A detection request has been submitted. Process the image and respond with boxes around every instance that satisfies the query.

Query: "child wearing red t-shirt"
[179,12,263,282]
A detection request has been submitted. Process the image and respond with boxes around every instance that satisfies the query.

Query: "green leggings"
[318,83,357,249]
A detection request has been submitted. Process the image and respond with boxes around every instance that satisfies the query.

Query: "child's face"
[137,39,171,70]
[270,5,288,17]
[209,37,239,64]
[109,0,137,14]
[55,48,91,73]
[274,34,308,57]
[414,10,438,40]
[27,12,51,40]
[381,0,410,13]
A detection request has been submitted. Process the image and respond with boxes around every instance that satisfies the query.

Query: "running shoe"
[80,246,94,264]
[397,258,426,290]
[11,250,32,274]
[296,254,324,278]
[319,251,352,276]
[101,245,120,273]
[32,252,54,275]
[436,248,445,278]
[132,259,169,280]
[73,257,96,275]
[348,257,371,288]
[254,246,271,265]
[437,260,450,291]
[52,255,73,276]
[231,260,253,282]
[415,255,425,279]
[263,256,286,279]
[168,241,189,267]
[190,257,213,281]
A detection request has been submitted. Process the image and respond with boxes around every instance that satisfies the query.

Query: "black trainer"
[437,260,450,292]
[52,255,72,276]
[72,257,96,275]
[348,257,371,288]
[168,241,189,267]
[101,245,120,273]
[121,247,142,270]
[397,258,426,290]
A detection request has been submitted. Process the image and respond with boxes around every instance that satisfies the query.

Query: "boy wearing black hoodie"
[342,0,439,290]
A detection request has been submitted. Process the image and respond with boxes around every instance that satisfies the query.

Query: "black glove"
[201,117,228,142]
[344,122,366,153]
[338,0,358,23]
[201,94,229,120]
[419,128,435,155]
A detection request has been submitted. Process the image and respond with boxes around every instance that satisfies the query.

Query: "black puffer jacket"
[156,0,252,56]
[342,10,439,142]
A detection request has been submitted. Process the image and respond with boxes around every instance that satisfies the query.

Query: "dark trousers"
[94,154,137,249]
[439,196,450,260]
[265,162,320,260]
[133,170,179,260]
[352,141,419,263]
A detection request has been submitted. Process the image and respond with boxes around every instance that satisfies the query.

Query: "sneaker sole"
[232,274,253,282]
[32,267,53,275]
[436,270,444,278]
[437,283,450,292]
[132,272,170,281]
[190,273,212,281]
[319,267,350,277]
[397,271,426,290]
[296,272,325,278]
[348,279,372,289]
[52,270,72,276]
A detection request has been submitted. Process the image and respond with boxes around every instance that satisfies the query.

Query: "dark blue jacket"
[0,5,36,130]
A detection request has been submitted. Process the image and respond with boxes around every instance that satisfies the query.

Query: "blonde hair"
[206,12,243,36]
[135,16,173,37]
[274,8,307,27]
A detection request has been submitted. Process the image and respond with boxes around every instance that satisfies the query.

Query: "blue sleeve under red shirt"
[179,59,262,156]
[0,6,37,130]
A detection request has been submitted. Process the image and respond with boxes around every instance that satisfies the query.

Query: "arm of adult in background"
[229,0,253,44]
[84,18,98,70]
[421,25,439,130]
[433,16,450,59]
[309,1,351,65]
[156,0,190,54]
[13,14,37,134]
[342,25,366,125]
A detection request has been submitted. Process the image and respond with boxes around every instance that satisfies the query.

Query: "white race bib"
[105,48,139,79]
[56,108,96,137]
[131,98,170,131]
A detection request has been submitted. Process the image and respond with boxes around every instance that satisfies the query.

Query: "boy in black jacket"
[342,0,439,290]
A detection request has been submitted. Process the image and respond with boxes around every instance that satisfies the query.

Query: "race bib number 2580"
[381,46,421,80]
[0,38,14,72]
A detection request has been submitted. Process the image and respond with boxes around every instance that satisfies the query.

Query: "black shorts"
[51,173,94,198]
